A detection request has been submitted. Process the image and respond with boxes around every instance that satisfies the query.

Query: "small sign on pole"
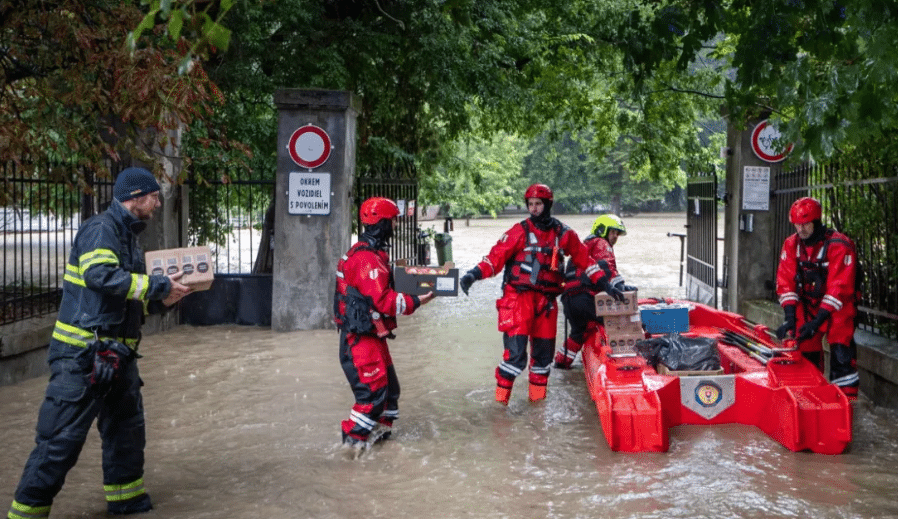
[742,166,770,211]
[288,172,331,215]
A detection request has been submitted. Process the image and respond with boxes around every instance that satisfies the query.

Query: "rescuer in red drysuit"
[775,196,860,399]
[334,197,434,447]
[459,184,623,405]
[555,214,637,369]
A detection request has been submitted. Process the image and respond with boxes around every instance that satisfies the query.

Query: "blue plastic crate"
[639,305,689,333]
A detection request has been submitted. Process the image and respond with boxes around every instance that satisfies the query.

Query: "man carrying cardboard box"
[555,214,638,369]
[7,167,191,519]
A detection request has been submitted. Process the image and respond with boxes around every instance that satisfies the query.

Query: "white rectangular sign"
[288,172,331,215]
[742,166,770,211]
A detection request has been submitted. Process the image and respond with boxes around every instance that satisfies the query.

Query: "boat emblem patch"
[679,375,736,420]
[695,381,723,407]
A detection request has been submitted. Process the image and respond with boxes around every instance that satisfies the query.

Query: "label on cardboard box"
[603,313,644,334]
[393,262,459,296]
[145,246,215,291]
[595,289,639,316]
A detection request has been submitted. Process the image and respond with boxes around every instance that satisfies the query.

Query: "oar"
[720,330,775,357]
[723,339,770,364]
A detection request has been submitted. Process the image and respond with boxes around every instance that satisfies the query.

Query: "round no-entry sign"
[287,125,332,169]
[751,120,793,163]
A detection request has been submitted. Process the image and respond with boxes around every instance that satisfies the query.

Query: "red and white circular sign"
[751,120,793,163]
[287,125,332,169]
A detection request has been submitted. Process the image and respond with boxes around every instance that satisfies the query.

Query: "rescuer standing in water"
[459,184,623,405]
[775,196,860,399]
[556,213,637,369]
[334,197,434,448]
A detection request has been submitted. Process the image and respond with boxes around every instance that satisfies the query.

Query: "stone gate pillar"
[723,115,790,314]
[272,90,359,331]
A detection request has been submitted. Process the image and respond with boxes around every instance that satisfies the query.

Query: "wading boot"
[107,493,153,515]
[528,383,547,403]
[495,386,511,405]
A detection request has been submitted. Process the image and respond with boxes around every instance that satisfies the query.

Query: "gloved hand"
[596,278,625,302]
[797,308,831,341]
[775,305,797,340]
[460,266,482,296]
[614,282,638,293]
[91,341,133,389]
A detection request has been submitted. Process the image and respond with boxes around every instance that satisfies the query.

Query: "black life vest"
[502,220,566,295]
[794,229,858,306]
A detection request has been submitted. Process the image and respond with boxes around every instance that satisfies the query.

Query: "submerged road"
[2,214,898,519]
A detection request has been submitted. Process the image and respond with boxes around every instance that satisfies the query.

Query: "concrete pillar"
[723,115,789,315]
[271,90,358,331]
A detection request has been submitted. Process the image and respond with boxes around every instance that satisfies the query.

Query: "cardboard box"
[640,303,690,334]
[393,261,459,296]
[603,313,644,334]
[606,332,647,354]
[145,246,215,291]
[657,364,725,376]
[594,289,639,316]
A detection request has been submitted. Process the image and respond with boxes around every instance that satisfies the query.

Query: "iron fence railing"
[1,162,113,326]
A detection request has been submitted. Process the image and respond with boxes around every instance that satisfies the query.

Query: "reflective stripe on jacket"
[53,200,171,346]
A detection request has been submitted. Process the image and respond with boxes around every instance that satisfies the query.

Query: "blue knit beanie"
[114,167,161,202]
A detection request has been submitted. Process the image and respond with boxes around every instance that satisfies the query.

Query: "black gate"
[355,162,423,265]
[685,168,719,308]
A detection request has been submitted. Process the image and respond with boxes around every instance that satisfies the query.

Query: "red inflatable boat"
[581,298,852,454]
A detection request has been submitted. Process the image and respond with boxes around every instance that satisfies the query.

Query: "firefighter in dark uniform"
[459,184,623,405]
[555,214,637,369]
[775,196,860,399]
[334,197,434,447]
[7,167,192,519]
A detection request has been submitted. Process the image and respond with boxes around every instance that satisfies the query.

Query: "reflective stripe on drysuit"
[9,200,168,515]
[474,218,611,391]
[334,240,418,441]
[776,229,859,389]
[558,234,619,364]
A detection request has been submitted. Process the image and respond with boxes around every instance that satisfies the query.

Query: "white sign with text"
[288,172,331,215]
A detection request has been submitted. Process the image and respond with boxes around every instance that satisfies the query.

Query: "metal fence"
[185,170,275,274]
[355,161,423,265]
[1,162,114,326]
[773,161,898,340]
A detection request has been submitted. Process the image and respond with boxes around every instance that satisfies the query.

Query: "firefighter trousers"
[339,331,399,441]
[11,341,147,513]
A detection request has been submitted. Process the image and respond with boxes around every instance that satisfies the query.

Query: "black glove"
[596,278,625,302]
[91,340,133,389]
[614,282,638,293]
[797,308,831,341]
[776,305,797,340]
[460,266,482,296]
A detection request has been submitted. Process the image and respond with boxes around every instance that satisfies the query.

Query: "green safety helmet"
[591,214,627,239]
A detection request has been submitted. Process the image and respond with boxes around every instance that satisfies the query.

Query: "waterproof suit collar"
[528,199,556,231]
[802,220,826,246]
[110,198,148,235]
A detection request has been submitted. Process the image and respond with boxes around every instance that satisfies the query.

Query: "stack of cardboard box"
[594,290,643,354]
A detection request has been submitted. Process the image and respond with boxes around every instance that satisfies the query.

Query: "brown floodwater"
[2,213,897,519]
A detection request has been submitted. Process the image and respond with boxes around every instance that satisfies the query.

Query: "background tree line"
[3,0,895,220]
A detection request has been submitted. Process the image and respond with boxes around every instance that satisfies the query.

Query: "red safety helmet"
[360,197,400,225]
[789,197,822,224]
[524,183,553,204]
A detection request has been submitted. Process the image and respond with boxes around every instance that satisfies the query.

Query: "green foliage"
[419,132,527,218]
[0,0,225,200]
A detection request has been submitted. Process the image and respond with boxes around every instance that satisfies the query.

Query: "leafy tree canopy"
[0,0,227,203]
